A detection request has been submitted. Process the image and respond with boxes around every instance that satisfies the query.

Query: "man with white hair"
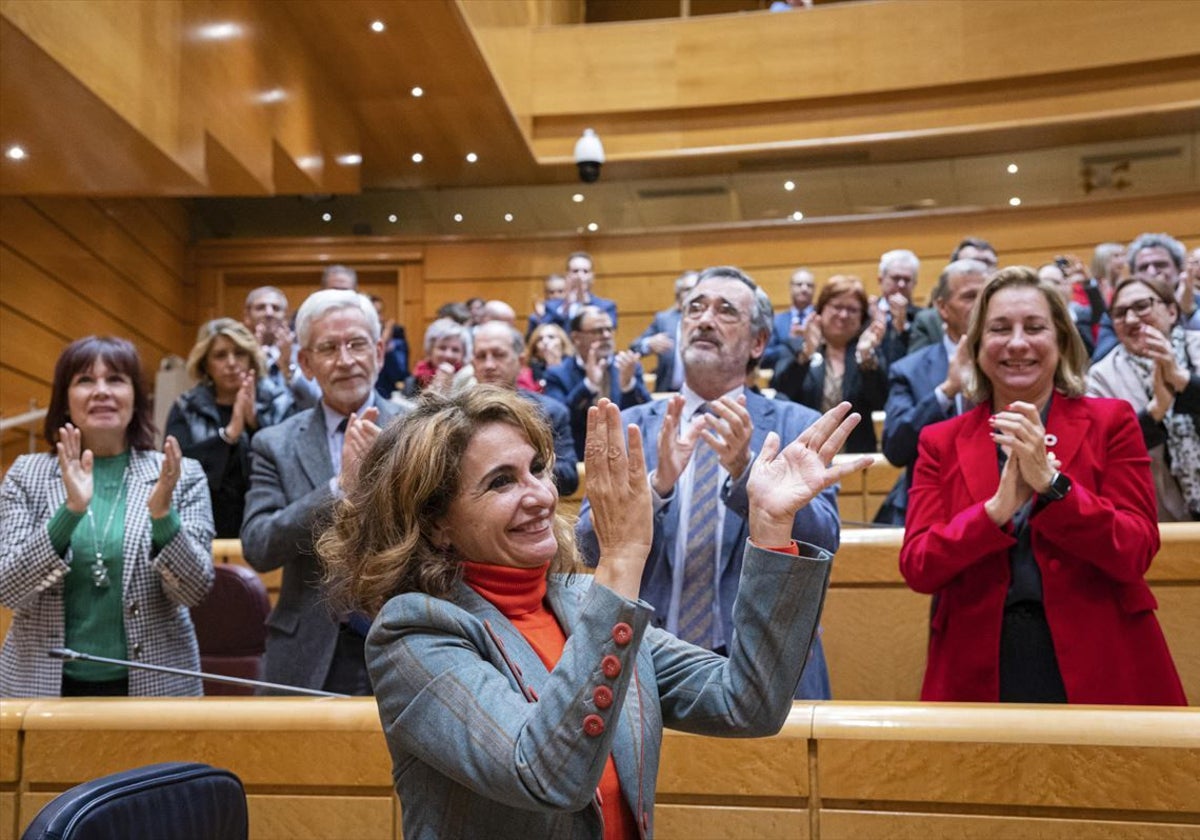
[241,290,406,695]
[876,249,922,363]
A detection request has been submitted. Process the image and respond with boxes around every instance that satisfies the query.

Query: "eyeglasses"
[683,299,745,324]
[825,305,864,318]
[309,337,374,360]
[1111,297,1162,322]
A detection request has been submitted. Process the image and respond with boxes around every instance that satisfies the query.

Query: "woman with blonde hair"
[320,386,868,838]
[900,266,1185,705]
[523,322,574,392]
[166,318,295,537]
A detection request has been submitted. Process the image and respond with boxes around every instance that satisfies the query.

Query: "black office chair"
[21,761,247,840]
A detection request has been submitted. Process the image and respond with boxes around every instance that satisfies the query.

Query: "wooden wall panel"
[0,196,193,468]
[821,811,1200,840]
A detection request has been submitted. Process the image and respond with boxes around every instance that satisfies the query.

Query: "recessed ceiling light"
[257,88,286,104]
[587,222,599,232]
[5,145,27,161]
[370,20,385,33]
[1009,197,1022,206]
[387,214,398,223]
[465,152,478,163]
[504,213,514,222]
[1007,163,1019,174]
[335,154,362,166]
[321,212,332,222]
[572,193,584,203]
[784,180,796,192]
[195,22,244,41]
[411,86,424,98]
[411,152,423,163]
[791,211,804,221]
[453,213,463,222]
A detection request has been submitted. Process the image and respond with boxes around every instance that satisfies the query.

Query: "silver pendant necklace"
[85,468,129,589]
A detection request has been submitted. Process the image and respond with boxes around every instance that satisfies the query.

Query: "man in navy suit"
[762,267,816,374]
[630,271,698,392]
[576,266,841,698]
[543,306,650,461]
[527,252,619,335]
[876,258,988,524]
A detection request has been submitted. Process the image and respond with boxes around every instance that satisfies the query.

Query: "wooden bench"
[4,699,1197,840]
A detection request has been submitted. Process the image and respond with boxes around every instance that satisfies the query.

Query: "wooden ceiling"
[2,0,1199,232]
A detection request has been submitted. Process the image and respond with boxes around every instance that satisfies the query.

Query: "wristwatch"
[1042,471,1072,502]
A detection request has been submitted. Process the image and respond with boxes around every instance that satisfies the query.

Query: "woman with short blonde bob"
[166,318,295,537]
[1086,275,1199,521]
[900,266,1185,705]
[320,385,868,839]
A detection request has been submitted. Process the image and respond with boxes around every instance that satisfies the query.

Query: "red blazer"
[899,394,1186,705]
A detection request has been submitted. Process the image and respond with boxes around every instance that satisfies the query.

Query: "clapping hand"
[148,435,182,519]
[652,394,705,495]
[338,407,382,493]
[56,423,93,514]
[988,400,1056,495]
[746,402,873,546]
[586,399,652,601]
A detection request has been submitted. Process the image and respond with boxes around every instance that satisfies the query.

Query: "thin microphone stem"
[47,648,349,698]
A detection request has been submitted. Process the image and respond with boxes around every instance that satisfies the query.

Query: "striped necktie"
[677,407,719,647]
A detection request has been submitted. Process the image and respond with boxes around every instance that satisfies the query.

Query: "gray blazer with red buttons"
[366,540,832,839]
[0,451,214,697]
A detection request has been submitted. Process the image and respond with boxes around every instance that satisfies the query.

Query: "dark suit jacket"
[908,307,943,355]
[899,396,1186,705]
[574,390,840,699]
[630,307,683,392]
[762,308,813,374]
[526,295,620,337]
[773,344,887,453]
[520,390,579,495]
[542,357,650,461]
[878,341,952,524]
[881,302,925,363]
[241,395,404,690]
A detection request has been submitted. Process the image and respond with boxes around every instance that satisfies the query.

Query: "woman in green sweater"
[0,336,214,697]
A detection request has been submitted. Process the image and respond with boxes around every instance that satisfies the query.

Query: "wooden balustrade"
[2,699,1196,840]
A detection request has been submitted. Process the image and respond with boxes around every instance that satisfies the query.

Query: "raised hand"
[585,399,651,601]
[338,407,382,493]
[56,423,93,514]
[652,394,705,495]
[1147,362,1175,423]
[988,401,1055,494]
[645,332,674,354]
[429,362,456,395]
[148,435,182,519]
[942,336,971,398]
[746,401,873,546]
[699,395,754,481]
[584,345,608,391]
[887,293,909,331]
[614,350,639,390]
[984,447,1033,526]
[229,371,258,436]
[800,312,823,359]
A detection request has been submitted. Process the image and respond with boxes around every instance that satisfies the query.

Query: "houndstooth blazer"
[0,450,214,697]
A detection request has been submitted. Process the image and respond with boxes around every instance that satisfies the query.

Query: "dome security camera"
[574,128,605,183]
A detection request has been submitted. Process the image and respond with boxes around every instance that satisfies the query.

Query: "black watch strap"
[1043,471,1071,502]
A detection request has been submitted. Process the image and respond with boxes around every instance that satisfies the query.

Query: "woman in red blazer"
[900,266,1185,705]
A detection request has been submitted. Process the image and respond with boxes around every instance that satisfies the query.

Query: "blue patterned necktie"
[678,406,719,647]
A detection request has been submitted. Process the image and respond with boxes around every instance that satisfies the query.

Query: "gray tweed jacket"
[240,396,404,691]
[0,450,214,697]
[368,540,832,839]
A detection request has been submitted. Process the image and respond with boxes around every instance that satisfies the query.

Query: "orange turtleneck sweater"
[462,561,638,840]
